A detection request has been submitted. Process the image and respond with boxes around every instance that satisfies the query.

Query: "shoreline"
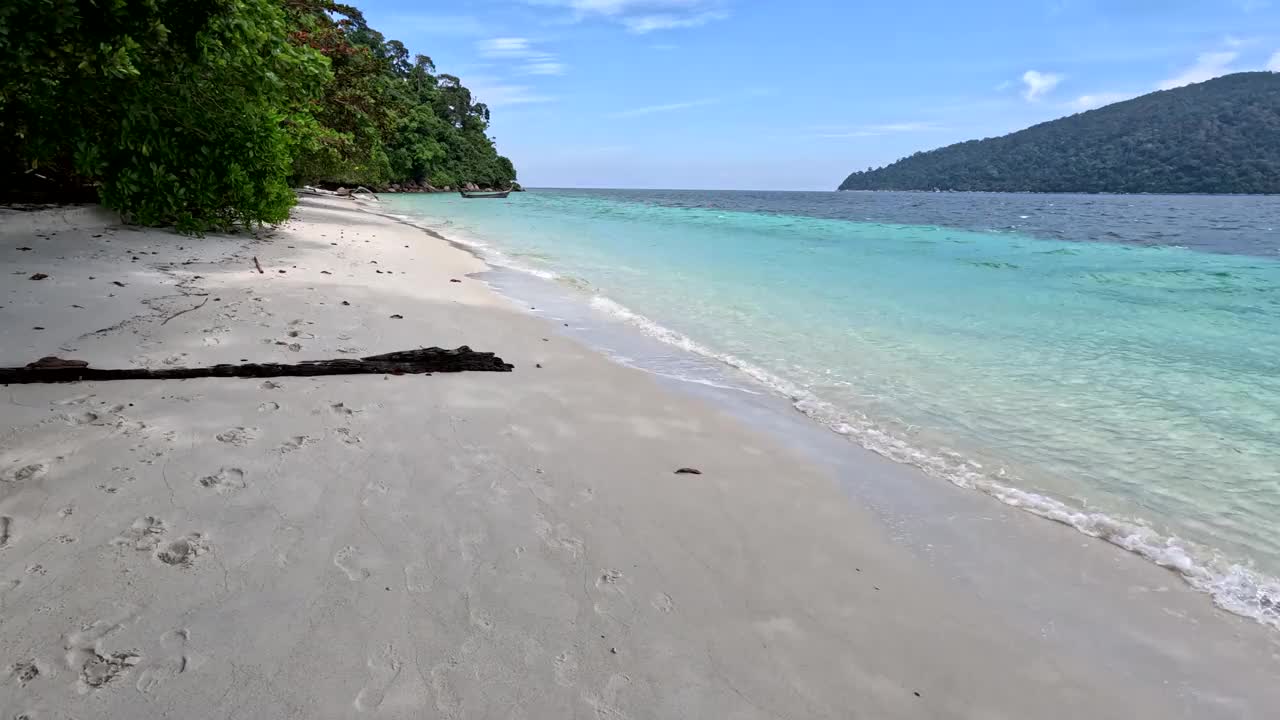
[376,194,1280,630]
[2,197,1278,718]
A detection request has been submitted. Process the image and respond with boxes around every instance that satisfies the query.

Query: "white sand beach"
[2,196,1278,719]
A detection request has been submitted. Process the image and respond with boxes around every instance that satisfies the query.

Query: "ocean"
[383,188,1280,627]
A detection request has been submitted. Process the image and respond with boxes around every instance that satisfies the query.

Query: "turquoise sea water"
[385,189,1280,626]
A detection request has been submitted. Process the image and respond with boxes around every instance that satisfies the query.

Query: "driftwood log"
[0,347,513,385]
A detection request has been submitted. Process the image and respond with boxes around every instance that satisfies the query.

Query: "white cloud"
[608,97,719,117]
[527,0,728,32]
[868,122,940,132]
[1268,51,1280,72]
[563,0,716,14]
[1067,92,1133,111]
[1158,51,1238,90]
[1222,35,1259,48]
[479,37,535,57]
[467,77,556,107]
[477,37,567,76]
[623,10,727,33]
[521,61,567,75]
[1021,70,1063,101]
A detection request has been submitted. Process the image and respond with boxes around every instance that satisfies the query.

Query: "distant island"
[838,72,1280,194]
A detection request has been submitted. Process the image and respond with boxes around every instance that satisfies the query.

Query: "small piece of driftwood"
[0,347,513,385]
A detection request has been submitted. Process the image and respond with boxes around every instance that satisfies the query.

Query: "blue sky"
[356,0,1280,189]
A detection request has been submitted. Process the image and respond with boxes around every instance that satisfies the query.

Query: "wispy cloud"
[1021,70,1063,101]
[1067,92,1133,111]
[651,43,678,50]
[527,0,729,33]
[623,10,727,33]
[869,122,940,132]
[1158,50,1238,90]
[1222,35,1259,49]
[467,77,557,107]
[521,61,567,75]
[477,37,567,76]
[813,122,943,138]
[1067,42,1272,113]
[608,97,719,117]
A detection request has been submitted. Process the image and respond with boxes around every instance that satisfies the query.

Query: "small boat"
[459,190,510,199]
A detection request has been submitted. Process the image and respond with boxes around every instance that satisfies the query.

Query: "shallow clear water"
[384,189,1280,626]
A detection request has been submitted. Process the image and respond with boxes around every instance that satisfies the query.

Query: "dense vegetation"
[839,72,1280,194]
[0,0,517,231]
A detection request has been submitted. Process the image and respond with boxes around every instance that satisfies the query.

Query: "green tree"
[1,0,328,231]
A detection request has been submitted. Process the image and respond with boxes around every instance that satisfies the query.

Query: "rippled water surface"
[385,189,1280,625]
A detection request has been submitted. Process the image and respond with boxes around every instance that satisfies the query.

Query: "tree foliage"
[839,73,1280,195]
[0,0,518,232]
[281,1,517,191]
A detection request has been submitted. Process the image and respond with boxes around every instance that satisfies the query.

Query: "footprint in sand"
[334,546,372,581]
[354,644,402,712]
[330,402,359,416]
[258,401,280,412]
[65,621,141,692]
[335,427,362,445]
[198,467,246,494]
[3,463,47,484]
[553,650,579,688]
[360,480,388,507]
[215,427,258,446]
[278,436,316,454]
[136,629,201,694]
[533,513,585,561]
[651,592,675,613]
[584,673,633,719]
[430,659,463,720]
[61,410,103,426]
[112,516,168,551]
[155,533,209,567]
[9,658,44,686]
[593,569,634,620]
[468,605,495,634]
[0,516,13,549]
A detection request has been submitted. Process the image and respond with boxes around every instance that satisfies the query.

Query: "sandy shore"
[2,196,1278,718]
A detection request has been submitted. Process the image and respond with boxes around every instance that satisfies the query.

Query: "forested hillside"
[0,0,517,231]
[839,72,1280,194]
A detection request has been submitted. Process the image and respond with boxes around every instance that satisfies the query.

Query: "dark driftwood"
[0,347,513,385]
